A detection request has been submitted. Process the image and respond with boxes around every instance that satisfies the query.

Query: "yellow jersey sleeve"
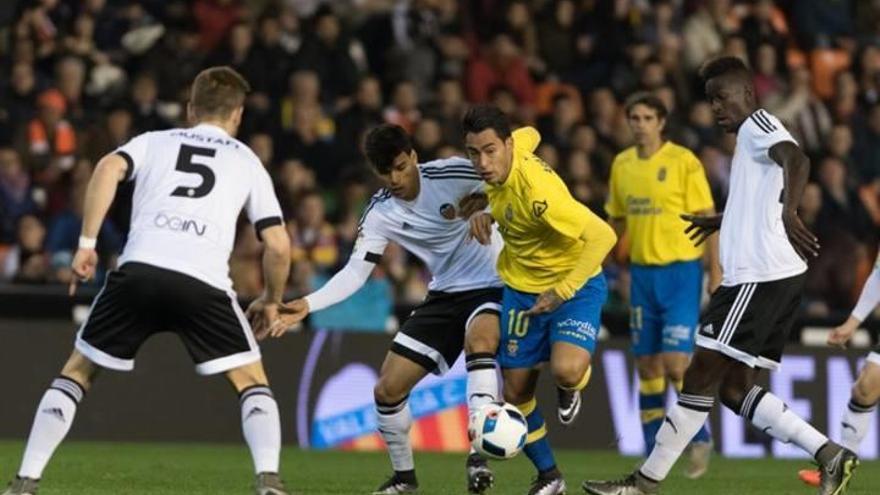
[604,156,625,219]
[683,152,715,213]
[512,126,541,153]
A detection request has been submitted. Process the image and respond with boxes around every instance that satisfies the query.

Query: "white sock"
[18,377,85,479]
[740,386,828,457]
[640,394,713,481]
[841,399,876,452]
[239,386,281,474]
[376,397,414,472]
[466,353,499,456]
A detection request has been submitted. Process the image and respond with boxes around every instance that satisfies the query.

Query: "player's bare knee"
[464,327,499,355]
[636,355,664,380]
[853,366,880,405]
[373,377,407,405]
[226,362,269,393]
[60,350,99,390]
[551,359,590,390]
[665,363,686,384]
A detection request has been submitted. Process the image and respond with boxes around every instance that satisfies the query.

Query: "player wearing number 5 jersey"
[2,67,292,495]
[464,105,617,495]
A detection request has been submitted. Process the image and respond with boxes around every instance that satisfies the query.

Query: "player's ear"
[409,149,418,165]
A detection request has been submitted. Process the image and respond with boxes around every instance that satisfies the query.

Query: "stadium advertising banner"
[0,320,876,460]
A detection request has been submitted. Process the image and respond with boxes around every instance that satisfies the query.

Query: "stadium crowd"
[1,0,879,321]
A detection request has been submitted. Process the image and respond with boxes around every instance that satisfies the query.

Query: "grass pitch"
[0,441,876,494]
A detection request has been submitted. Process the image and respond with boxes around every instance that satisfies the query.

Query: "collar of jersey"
[193,123,230,136]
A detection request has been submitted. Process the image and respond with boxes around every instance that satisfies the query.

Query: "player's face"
[381,150,420,201]
[626,104,665,146]
[465,129,513,185]
[706,75,752,132]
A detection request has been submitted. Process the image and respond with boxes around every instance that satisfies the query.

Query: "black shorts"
[390,287,502,375]
[696,274,805,370]
[75,262,260,375]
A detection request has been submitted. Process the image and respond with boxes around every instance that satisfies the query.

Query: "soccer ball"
[468,402,528,460]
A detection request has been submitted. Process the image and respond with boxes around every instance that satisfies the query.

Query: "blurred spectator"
[294,6,364,107]
[194,0,244,52]
[682,0,738,71]
[129,72,173,133]
[335,76,383,163]
[0,149,37,244]
[2,214,50,284]
[412,118,444,161]
[384,80,422,133]
[290,190,340,291]
[466,33,536,112]
[17,89,76,190]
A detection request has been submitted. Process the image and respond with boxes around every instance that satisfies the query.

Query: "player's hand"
[68,247,98,296]
[277,298,310,327]
[782,210,820,260]
[523,289,564,316]
[468,212,494,245]
[827,316,859,349]
[680,214,722,247]
[246,297,284,341]
[458,192,489,219]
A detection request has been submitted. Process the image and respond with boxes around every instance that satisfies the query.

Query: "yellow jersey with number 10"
[605,142,714,266]
[485,127,606,293]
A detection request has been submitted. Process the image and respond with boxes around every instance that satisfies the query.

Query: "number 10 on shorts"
[507,309,530,337]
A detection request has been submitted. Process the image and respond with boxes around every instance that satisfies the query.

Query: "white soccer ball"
[468,401,528,460]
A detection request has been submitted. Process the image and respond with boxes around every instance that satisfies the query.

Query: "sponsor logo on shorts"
[663,325,692,345]
[557,318,598,340]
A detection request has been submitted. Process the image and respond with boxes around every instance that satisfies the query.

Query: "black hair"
[462,104,512,140]
[364,124,412,174]
[624,91,668,120]
[699,56,752,82]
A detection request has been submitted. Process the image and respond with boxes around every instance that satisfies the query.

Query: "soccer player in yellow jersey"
[605,93,720,478]
[463,105,617,495]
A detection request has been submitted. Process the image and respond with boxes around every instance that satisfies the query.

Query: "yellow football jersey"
[486,127,606,293]
[605,142,714,265]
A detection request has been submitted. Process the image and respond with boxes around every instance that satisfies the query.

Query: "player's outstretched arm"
[249,224,291,339]
[275,258,377,329]
[830,265,880,347]
[680,213,722,247]
[769,141,820,259]
[69,153,128,296]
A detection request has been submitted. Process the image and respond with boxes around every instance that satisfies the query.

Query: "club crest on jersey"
[439,203,456,220]
[657,167,667,182]
[532,200,548,217]
[505,204,514,222]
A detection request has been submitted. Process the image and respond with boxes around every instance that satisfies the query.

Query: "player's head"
[624,92,667,147]
[700,56,755,132]
[462,104,513,185]
[364,124,420,201]
[188,66,250,135]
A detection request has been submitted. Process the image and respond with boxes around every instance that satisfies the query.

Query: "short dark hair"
[190,66,250,120]
[364,124,412,174]
[462,104,512,140]
[699,56,751,82]
[624,92,668,120]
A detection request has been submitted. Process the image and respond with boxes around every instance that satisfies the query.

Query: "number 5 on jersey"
[172,144,216,198]
[507,309,530,337]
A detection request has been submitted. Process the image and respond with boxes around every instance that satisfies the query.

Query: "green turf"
[0,441,875,494]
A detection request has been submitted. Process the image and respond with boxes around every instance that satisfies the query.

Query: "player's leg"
[635,354,666,455]
[463,309,501,494]
[224,361,287,495]
[372,351,430,494]
[550,273,605,428]
[5,350,98,495]
[504,368,566,495]
[842,356,880,452]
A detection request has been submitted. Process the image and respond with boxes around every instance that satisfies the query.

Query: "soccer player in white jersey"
[277,124,503,494]
[2,67,292,495]
[583,56,858,495]
[798,252,880,487]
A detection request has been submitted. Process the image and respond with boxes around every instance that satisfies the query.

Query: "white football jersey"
[115,123,283,291]
[352,157,503,292]
[719,109,807,286]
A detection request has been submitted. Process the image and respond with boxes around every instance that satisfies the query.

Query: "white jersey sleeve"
[852,261,880,322]
[245,160,284,238]
[746,109,797,161]
[351,190,391,264]
[304,258,376,312]
[114,132,151,181]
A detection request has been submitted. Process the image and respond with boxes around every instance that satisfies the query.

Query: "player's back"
[117,123,280,292]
